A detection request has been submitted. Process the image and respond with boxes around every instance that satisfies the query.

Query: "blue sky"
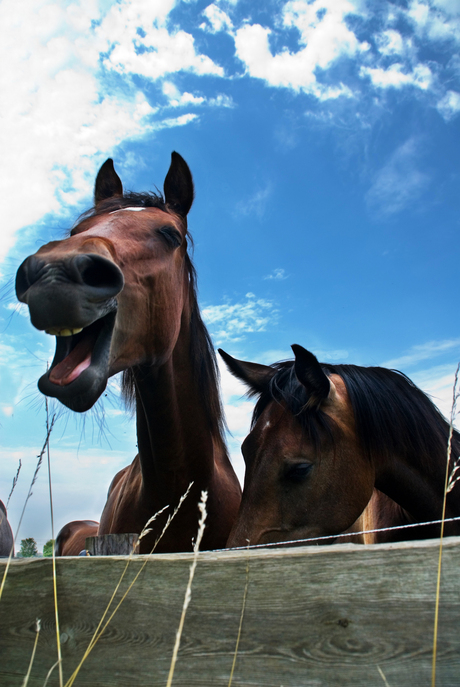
[1,0,459,550]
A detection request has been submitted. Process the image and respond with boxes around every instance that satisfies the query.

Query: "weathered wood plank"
[1,537,460,686]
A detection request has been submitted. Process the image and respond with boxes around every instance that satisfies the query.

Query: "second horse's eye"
[158,226,182,248]
[284,462,313,483]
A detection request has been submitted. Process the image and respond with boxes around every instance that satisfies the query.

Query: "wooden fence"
[1,537,460,686]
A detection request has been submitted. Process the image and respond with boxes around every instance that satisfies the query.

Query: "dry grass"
[64,483,194,687]
[431,361,460,687]
[166,490,208,687]
[0,415,56,603]
[227,547,250,687]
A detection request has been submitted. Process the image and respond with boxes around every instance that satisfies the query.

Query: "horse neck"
[374,444,460,534]
[132,320,227,498]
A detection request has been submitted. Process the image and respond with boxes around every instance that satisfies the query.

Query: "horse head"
[219,345,375,547]
[16,153,194,412]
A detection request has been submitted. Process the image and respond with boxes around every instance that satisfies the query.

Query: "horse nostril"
[71,254,124,297]
[15,256,45,302]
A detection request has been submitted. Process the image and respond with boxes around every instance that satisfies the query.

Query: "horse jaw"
[38,311,117,412]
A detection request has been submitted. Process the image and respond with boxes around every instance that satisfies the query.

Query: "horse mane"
[252,360,459,472]
[77,192,226,443]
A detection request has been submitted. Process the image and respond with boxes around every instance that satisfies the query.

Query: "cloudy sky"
[1,0,459,551]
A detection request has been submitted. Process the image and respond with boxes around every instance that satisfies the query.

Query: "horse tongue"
[49,338,93,386]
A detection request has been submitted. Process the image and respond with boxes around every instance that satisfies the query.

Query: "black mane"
[252,361,459,472]
[77,192,225,443]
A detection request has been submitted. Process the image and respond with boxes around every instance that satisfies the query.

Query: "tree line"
[16,538,54,557]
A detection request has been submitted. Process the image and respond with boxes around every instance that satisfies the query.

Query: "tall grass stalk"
[166,490,208,687]
[21,618,40,687]
[227,549,249,687]
[0,415,56,603]
[431,362,459,687]
[0,461,21,576]
[6,459,22,508]
[46,396,63,687]
[377,665,391,686]
[64,484,193,687]
[42,660,61,687]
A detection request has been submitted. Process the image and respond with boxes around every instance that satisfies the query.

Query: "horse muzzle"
[16,253,124,412]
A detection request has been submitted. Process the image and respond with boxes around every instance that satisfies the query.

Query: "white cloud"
[201,4,234,33]
[314,348,349,361]
[410,363,459,424]
[360,63,433,90]
[104,26,223,79]
[235,26,354,99]
[162,81,234,109]
[234,183,272,218]
[382,339,460,369]
[375,30,408,57]
[202,293,278,344]
[407,0,460,42]
[233,0,364,98]
[264,268,288,280]
[366,138,430,216]
[0,0,227,264]
[437,90,460,121]
[0,442,131,549]
[163,81,205,107]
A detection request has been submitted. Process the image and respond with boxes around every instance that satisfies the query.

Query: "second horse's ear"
[164,151,194,218]
[218,349,276,395]
[94,159,123,205]
[291,344,332,409]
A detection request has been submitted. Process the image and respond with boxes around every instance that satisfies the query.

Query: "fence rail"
[1,537,460,686]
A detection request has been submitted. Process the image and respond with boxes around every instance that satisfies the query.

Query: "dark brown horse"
[219,345,460,547]
[16,153,241,554]
[0,500,14,557]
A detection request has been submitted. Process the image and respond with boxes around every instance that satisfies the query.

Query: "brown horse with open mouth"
[219,345,460,548]
[16,153,241,554]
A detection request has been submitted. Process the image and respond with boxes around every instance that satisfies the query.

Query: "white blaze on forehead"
[109,207,147,214]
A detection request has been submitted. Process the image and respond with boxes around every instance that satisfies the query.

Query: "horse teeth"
[59,328,83,337]
[45,327,83,337]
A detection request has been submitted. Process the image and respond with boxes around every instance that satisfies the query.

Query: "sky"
[0,0,459,552]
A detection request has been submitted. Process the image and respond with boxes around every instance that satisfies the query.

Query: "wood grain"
[1,538,460,686]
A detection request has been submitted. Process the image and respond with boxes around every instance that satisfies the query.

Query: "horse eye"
[159,226,182,248]
[284,462,313,482]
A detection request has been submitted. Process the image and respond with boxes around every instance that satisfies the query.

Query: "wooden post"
[86,533,139,555]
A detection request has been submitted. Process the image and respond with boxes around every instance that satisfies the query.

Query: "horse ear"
[164,151,194,218]
[94,159,123,205]
[291,344,331,409]
[218,349,275,395]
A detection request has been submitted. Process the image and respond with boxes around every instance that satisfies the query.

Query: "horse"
[219,345,460,548]
[0,500,14,557]
[54,520,99,556]
[16,153,241,554]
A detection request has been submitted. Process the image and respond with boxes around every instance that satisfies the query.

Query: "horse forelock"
[75,191,167,225]
[251,360,457,471]
[251,362,336,453]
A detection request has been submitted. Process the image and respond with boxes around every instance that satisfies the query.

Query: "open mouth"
[39,311,117,412]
